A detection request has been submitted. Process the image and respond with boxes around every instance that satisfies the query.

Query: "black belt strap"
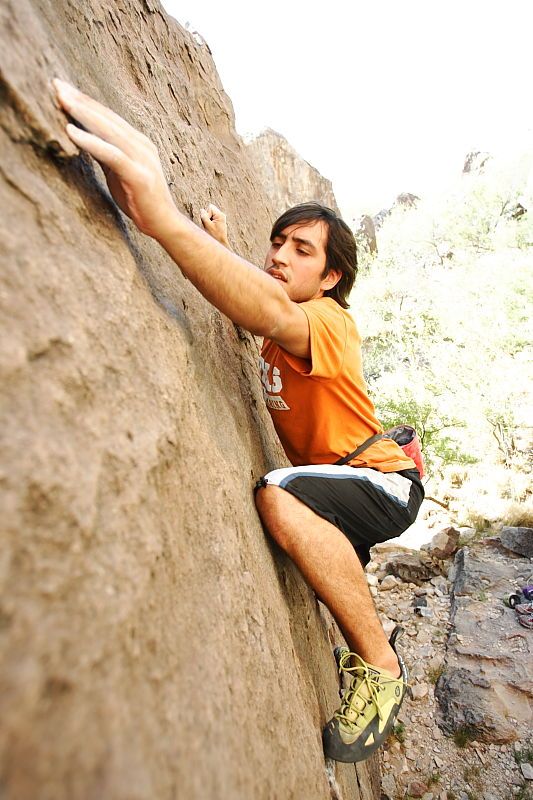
[334,433,385,467]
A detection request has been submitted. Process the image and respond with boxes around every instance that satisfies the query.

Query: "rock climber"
[52,79,424,763]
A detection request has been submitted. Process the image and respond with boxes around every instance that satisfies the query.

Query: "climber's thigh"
[258,465,423,566]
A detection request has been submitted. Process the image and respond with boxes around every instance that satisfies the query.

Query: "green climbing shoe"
[323,626,408,763]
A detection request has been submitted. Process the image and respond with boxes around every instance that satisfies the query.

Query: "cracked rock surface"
[370,536,532,800]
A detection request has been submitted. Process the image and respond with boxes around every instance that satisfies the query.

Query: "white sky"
[162,0,532,220]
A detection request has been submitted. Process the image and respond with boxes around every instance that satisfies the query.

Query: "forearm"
[156,209,286,336]
[51,81,287,337]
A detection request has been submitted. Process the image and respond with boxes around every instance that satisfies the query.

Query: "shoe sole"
[323,691,405,762]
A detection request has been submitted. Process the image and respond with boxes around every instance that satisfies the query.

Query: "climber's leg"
[255,463,422,670]
[255,481,399,674]
[255,465,423,763]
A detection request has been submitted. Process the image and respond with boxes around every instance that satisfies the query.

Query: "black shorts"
[257,464,424,566]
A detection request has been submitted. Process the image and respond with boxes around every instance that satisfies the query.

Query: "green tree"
[352,152,533,478]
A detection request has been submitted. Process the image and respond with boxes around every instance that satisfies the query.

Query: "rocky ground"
[366,529,533,800]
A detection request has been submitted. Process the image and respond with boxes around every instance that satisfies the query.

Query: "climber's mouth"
[267,268,287,282]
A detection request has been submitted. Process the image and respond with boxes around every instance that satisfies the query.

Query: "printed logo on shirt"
[259,356,290,411]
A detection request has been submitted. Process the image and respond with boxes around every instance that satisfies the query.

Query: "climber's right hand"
[200,204,229,248]
[52,79,178,242]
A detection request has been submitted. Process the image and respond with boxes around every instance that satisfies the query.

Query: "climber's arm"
[156,210,309,347]
[52,80,309,352]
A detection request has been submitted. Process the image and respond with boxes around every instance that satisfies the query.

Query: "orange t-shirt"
[260,297,415,472]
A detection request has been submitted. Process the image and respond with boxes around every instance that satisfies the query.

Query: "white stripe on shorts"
[263,464,412,507]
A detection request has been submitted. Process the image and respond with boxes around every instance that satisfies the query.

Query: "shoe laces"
[334,651,404,731]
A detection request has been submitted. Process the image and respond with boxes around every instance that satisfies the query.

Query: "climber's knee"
[254,481,287,517]
[254,482,299,551]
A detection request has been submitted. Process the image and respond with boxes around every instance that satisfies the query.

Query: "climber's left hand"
[52,79,178,241]
[200,204,229,248]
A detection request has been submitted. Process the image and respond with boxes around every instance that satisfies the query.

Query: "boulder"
[450,547,511,596]
[384,553,441,585]
[421,526,461,560]
[430,576,449,594]
[500,527,533,559]
[436,542,533,744]
[380,575,400,590]
[0,2,377,798]
[435,668,517,743]
[457,527,477,543]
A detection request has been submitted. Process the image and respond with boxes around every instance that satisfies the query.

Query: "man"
[53,80,424,763]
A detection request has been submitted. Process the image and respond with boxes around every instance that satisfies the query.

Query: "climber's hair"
[270,202,357,308]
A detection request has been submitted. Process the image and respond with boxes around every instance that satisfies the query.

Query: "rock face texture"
[246,128,341,217]
[436,542,533,744]
[500,526,533,559]
[0,2,379,799]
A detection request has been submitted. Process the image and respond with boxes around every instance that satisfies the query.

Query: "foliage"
[427,664,444,684]
[376,391,477,472]
[514,746,533,765]
[463,765,481,781]
[391,721,405,743]
[351,151,533,480]
[453,725,477,748]
[515,783,533,800]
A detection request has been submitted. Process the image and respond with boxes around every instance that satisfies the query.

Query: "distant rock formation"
[373,192,421,229]
[354,214,378,254]
[463,151,491,174]
[373,207,392,230]
[0,1,378,798]
[395,192,421,208]
[245,128,341,218]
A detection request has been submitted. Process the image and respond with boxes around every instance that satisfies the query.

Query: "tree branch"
[425,495,450,510]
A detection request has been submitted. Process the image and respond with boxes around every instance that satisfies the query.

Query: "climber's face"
[264,220,340,303]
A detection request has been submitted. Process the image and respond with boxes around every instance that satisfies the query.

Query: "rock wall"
[0,2,379,798]
[436,541,533,744]
[246,128,341,218]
